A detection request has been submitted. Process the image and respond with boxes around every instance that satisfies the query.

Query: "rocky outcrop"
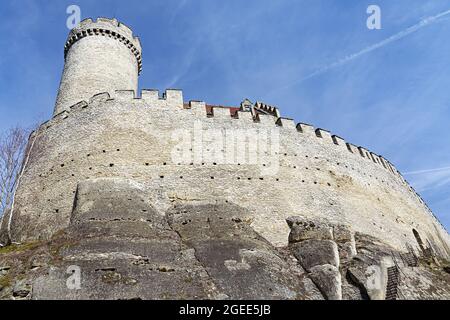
[0,184,449,300]
[286,216,358,300]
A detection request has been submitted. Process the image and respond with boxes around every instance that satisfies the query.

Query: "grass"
[0,241,41,255]
[0,274,11,288]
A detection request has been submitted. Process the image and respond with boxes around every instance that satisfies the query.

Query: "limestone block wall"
[7,89,450,260]
[54,18,141,115]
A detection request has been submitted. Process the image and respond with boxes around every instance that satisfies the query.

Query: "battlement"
[49,89,408,180]
[65,17,142,73]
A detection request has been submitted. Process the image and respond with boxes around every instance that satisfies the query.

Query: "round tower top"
[64,17,142,74]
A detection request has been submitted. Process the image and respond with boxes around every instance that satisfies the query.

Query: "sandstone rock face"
[290,240,339,271]
[287,217,333,243]
[309,264,342,300]
[2,178,326,300]
[1,207,449,300]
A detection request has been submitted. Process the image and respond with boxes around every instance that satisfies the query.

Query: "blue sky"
[0,0,449,231]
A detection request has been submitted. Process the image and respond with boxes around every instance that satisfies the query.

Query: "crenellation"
[257,113,277,126]
[237,110,254,123]
[113,89,136,100]
[315,128,332,141]
[275,117,296,129]
[297,123,316,136]
[162,89,183,108]
[141,89,159,102]
[331,135,346,148]
[211,106,231,119]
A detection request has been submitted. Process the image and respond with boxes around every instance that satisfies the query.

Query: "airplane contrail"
[271,8,450,93]
[404,166,450,175]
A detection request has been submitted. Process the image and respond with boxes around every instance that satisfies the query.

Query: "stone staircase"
[385,266,400,300]
[400,252,418,267]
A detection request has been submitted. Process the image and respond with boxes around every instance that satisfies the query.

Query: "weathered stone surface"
[346,265,387,300]
[338,242,357,261]
[290,240,339,271]
[167,202,312,300]
[0,180,321,300]
[12,280,32,299]
[287,217,333,243]
[333,225,354,243]
[309,264,342,300]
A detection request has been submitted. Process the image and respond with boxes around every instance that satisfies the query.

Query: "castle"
[0,18,449,300]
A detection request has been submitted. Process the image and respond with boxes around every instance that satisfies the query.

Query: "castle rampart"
[7,88,450,261]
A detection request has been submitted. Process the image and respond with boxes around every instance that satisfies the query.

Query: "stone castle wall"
[7,89,450,260]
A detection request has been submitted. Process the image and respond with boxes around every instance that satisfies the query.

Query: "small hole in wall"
[327,183,331,186]
[237,177,241,180]
[163,162,167,165]
[55,209,59,213]
[180,176,183,179]
[71,174,75,177]
[116,149,120,152]
[109,164,114,167]
[302,180,305,183]
[103,150,106,153]
[89,167,92,170]
[61,164,65,167]
[87,154,91,157]
[160,176,164,179]
[276,178,279,181]
[211,176,215,179]
[259,178,264,180]
[145,163,149,166]
[314,181,317,184]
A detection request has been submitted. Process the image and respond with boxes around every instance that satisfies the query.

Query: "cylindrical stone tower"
[54,18,142,115]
